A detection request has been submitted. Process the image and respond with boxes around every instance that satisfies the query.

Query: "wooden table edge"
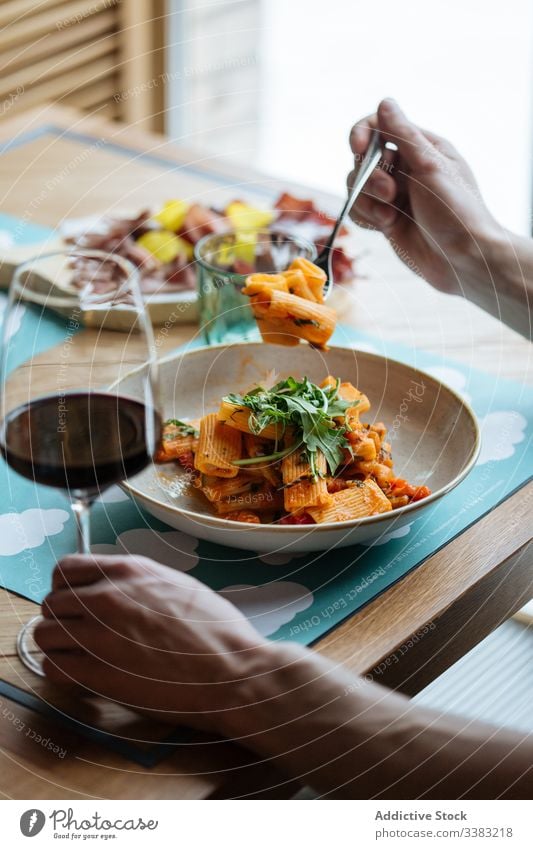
[316,481,533,688]
[2,482,531,679]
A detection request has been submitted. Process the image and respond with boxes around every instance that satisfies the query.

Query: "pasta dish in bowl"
[155,375,431,525]
[116,343,480,553]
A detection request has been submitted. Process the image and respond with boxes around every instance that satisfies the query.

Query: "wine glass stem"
[71,498,92,555]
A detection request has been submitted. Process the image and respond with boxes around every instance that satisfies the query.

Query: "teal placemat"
[0,320,531,646]
[0,212,55,248]
[0,220,531,648]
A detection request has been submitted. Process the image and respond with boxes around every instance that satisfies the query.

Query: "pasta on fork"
[242,258,336,349]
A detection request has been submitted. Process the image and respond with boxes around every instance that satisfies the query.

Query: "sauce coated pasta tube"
[308,480,392,523]
[250,289,336,348]
[195,413,241,477]
[282,449,332,512]
[242,258,336,349]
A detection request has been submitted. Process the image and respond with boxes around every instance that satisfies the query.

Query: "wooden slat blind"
[0,0,68,30]
[0,10,116,73]
[0,0,165,129]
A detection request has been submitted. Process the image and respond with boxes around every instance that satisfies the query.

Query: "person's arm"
[349,98,532,339]
[460,228,533,340]
[35,555,533,799]
[222,640,533,799]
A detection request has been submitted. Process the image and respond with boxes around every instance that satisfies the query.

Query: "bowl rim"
[120,342,481,533]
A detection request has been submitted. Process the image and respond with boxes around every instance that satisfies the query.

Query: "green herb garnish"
[293,318,320,328]
[163,418,199,437]
[226,376,355,476]
[230,445,294,466]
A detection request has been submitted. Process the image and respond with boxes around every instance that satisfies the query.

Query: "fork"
[317,128,383,299]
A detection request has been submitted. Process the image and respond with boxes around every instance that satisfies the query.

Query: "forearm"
[461,227,533,339]
[224,642,533,798]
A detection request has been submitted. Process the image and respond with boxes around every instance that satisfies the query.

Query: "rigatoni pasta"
[154,418,200,464]
[242,258,336,349]
[307,480,392,524]
[195,413,241,477]
[281,449,332,512]
[217,400,293,441]
[155,374,431,524]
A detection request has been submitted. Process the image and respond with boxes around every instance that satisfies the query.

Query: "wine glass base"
[16,615,46,677]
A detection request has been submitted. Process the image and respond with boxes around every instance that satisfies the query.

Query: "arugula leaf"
[223,376,355,475]
[163,418,199,437]
[233,445,293,466]
[293,318,320,328]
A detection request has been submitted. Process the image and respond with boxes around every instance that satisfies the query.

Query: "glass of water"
[195,229,316,345]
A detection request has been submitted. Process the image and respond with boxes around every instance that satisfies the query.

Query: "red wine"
[0,392,160,494]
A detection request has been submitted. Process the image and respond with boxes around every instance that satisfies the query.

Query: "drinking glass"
[195,229,316,344]
[0,249,161,675]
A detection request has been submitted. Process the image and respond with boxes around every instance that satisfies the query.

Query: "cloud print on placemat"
[477,411,527,465]
[0,297,25,339]
[0,231,14,250]
[91,528,199,571]
[0,508,69,556]
[219,582,314,637]
[367,523,413,547]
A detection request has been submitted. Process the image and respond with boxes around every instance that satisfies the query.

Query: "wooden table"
[0,106,531,799]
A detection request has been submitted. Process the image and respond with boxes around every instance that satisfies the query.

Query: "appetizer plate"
[0,238,197,328]
[118,343,480,553]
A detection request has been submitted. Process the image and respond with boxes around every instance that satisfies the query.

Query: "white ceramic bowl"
[119,343,480,554]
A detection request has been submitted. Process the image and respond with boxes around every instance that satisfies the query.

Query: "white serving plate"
[117,343,480,554]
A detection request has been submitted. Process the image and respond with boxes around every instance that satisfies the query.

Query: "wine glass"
[0,249,161,676]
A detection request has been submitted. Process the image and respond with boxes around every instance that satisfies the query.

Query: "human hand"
[348,98,501,294]
[34,555,270,733]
